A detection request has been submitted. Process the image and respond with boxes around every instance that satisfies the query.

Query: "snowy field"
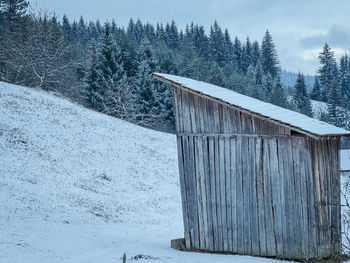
[0,82,278,263]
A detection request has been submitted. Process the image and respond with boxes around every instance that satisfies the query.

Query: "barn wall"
[173,87,341,260]
[173,87,291,136]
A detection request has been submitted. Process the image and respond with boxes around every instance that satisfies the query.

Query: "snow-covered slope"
[0,82,273,263]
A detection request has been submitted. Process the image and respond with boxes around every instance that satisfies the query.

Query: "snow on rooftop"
[154,73,350,138]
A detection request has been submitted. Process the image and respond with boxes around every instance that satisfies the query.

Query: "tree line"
[0,0,349,131]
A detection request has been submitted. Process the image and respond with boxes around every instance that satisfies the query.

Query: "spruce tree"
[261,30,280,78]
[339,54,350,102]
[193,25,209,58]
[242,37,252,73]
[327,81,347,128]
[270,76,289,108]
[293,72,313,117]
[317,43,338,102]
[232,37,243,72]
[208,21,225,66]
[61,15,71,42]
[84,42,102,109]
[133,38,161,123]
[0,0,29,32]
[223,29,233,66]
[310,76,321,101]
[261,73,274,100]
[166,20,179,50]
[251,40,260,67]
[85,23,127,116]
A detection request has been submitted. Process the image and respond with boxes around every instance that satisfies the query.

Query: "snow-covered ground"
[0,82,277,263]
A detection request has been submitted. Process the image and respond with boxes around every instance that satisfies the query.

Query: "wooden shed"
[153,73,350,260]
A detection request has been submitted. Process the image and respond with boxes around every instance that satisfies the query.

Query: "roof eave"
[153,73,350,140]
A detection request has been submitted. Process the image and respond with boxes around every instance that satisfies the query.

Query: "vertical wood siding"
[172,87,341,260]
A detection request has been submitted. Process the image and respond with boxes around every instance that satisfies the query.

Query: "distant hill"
[281,70,315,90]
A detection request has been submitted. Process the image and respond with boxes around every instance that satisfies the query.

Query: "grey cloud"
[299,25,350,49]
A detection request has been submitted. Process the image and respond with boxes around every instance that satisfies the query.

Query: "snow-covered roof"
[153,73,350,138]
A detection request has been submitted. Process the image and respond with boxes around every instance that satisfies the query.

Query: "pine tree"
[133,38,161,123]
[339,54,350,102]
[166,20,179,50]
[241,37,252,73]
[261,30,280,78]
[261,73,274,100]
[223,29,233,66]
[85,23,127,116]
[251,40,260,67]
[61,15,71,42]
[310,76,321,101]
[269,76,289,108]
[156,22,166,43]
[232,37,243,72]
[0,0,29,32]
[293,72,313,117]
[78,15,87,45]
[208,21,225,66]
[327,81,347,128]
[84,42,102,109]
[192,25,209,58]
[317,43,338,102]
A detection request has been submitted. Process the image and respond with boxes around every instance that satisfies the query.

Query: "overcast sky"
[29,0,350,75]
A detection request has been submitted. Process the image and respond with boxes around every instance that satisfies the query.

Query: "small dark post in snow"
[153,73,350,261]
[122,253,126,263]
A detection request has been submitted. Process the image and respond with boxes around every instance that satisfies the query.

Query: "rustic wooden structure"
[153,73,350,260]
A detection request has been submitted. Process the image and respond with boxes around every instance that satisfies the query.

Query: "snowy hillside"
[0,82,274,263]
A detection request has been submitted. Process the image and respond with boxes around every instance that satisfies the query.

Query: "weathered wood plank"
[256,138,266,256]
[250,138,259,255]
[292,137,303,257]
[223,105,232,251]
[181,89,190,133]
[188,93,197,133]
[305,139,317,258]
[312,139,322,258]
[208,136,219,250]
[285,137,297,257]
[173,87,180,132]
[334,138,341,253]
[214,136,223,251]
[219,136,228,251]
[277,138,289,258]
[181,136,192,247]
[196,99,209,250]
[242,137,251,254]
[318,139,326,257]
[236,137,244,254]
[269,138,283,257]
[213,101,221,134]
[230,138,238,253]
[299,138,310,258]
[187,136,200,249]
[195,137,205,249]
[202,137,214,251]
[263,139,276,256]
[225,136,232,251]
[177,136,191,248]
